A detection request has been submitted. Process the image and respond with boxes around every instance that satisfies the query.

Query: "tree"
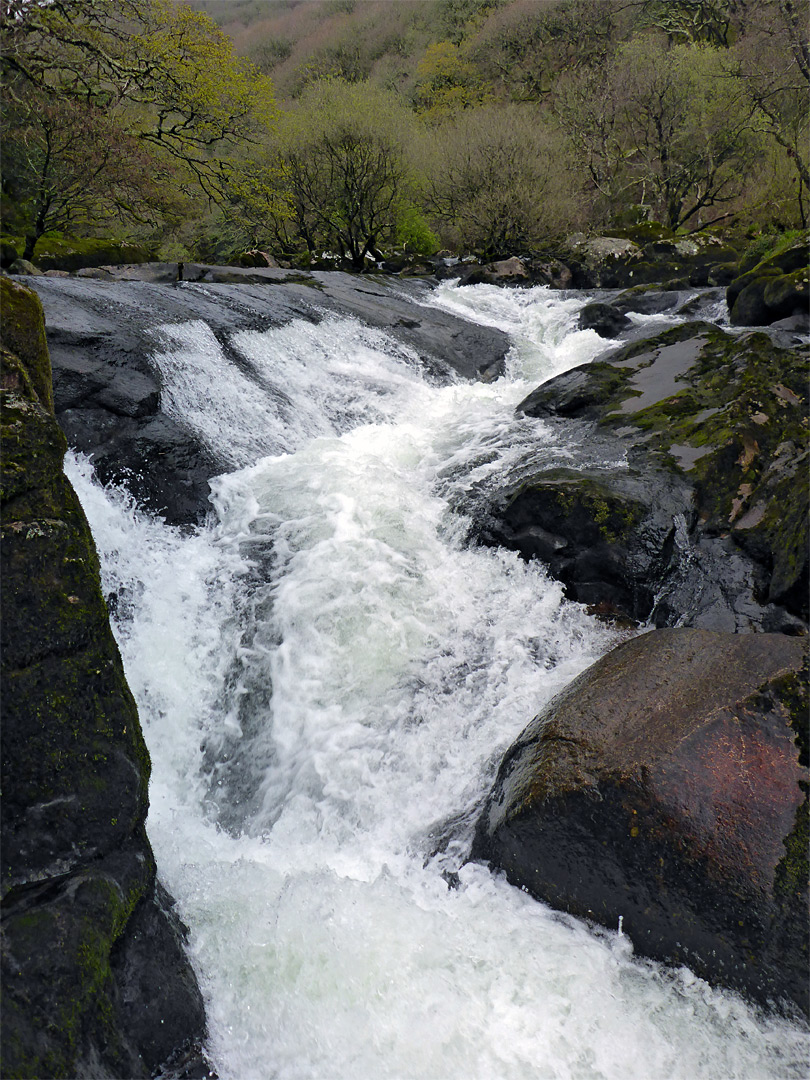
[557,38,758,229]
[554,63,634,221]
[271,79,415,268]
[729,0,810,224]
[470,0,625,102]
[422,104,582,255]
[1,0,276,255]
[618,39,758,228]
[631,0,745,48]
[413,40,492,120]
[1,93,180,260]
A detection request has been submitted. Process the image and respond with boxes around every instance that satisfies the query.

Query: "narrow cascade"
[67,283,809,1080]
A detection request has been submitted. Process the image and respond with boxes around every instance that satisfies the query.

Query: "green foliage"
[422,104,583,256]
[395,206,439,255]
[1,0,277,257]
[413,39,492,119]
[273,78,417,266]
[729,1,810,226]
[3,0,805,259]
[557,38,760,230]
[740,229,806,273]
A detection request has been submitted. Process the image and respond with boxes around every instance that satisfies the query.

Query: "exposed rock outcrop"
[471,628,809,1017]
[727,241,809,327]
[483,322,808,630]
[0,277,208,1079]
[23,269,510,524]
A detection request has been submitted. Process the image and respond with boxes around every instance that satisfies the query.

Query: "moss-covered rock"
[1,278,53,410]
[0,237,20,267]
[491,323,809,628]
[727,239,809,325]
[0,278,207,1078]
[564,233,746,290]
[472,628,810,1017]
[32,237,151,272]
[763,267,810,319]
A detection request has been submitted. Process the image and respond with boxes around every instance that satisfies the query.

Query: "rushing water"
[66,282,808,1079]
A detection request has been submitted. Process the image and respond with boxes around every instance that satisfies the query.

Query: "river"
[65,280,808,1079]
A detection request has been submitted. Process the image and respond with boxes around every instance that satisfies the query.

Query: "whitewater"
[66,281,809,1079]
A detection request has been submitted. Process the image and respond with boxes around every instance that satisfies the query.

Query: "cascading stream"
[67,282,808,1079]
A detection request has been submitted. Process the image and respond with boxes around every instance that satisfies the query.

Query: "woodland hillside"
[2,0,807,268]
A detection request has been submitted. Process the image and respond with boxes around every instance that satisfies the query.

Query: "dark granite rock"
[577,302,632,338]
[471,628,809,1017]
[21,269,510,523]
[730,276,781,326]
[763,268,810,321]
[484,322,808,630]
[0,277,208,1079]
[728,242,809,326]
[610,288,681,316]
[565,234,745,290]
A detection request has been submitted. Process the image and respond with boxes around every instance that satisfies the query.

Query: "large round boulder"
[727,240,809,326]
[472,628,809,1017]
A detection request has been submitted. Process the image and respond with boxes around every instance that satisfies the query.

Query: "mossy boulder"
[0,277,207,1078]
[763,267,810,320]
[0,237,20,267]
[486,323,808,628]
[728,240,809,326]
[472,628,809,1017]
[564,233,745,290]
[0,277,53,411]
[32,237,151,273]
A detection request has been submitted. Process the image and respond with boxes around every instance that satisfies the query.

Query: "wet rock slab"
[472,628,809,1017]
[485,322,809,630]
[21,268,510,524]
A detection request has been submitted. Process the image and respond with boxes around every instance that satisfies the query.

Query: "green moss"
[1,869,152,1078]
[539,476,642,546]
[0,277,53,411]
[599,327,808,545]
[32,236,151,272]
[774,794,809,903]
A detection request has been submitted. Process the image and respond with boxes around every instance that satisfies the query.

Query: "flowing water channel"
[66,282,808,1079]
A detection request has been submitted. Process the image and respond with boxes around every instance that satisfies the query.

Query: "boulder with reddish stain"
[472,628,809,1017]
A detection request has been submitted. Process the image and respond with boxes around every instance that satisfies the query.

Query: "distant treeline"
[2,0,807,265]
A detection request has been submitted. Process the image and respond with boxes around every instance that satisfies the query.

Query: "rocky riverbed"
[2,265,807,1076]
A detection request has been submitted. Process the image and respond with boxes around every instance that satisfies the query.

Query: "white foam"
[67,281,809,1079]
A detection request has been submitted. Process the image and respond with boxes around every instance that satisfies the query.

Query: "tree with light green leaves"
[557,37,759,230]
[729,0,809,225]
[271,78,418,268]
[1,0,277,258]
[422,103,582,256]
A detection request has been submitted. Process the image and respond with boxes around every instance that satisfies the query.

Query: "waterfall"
[66,282,808,1079]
